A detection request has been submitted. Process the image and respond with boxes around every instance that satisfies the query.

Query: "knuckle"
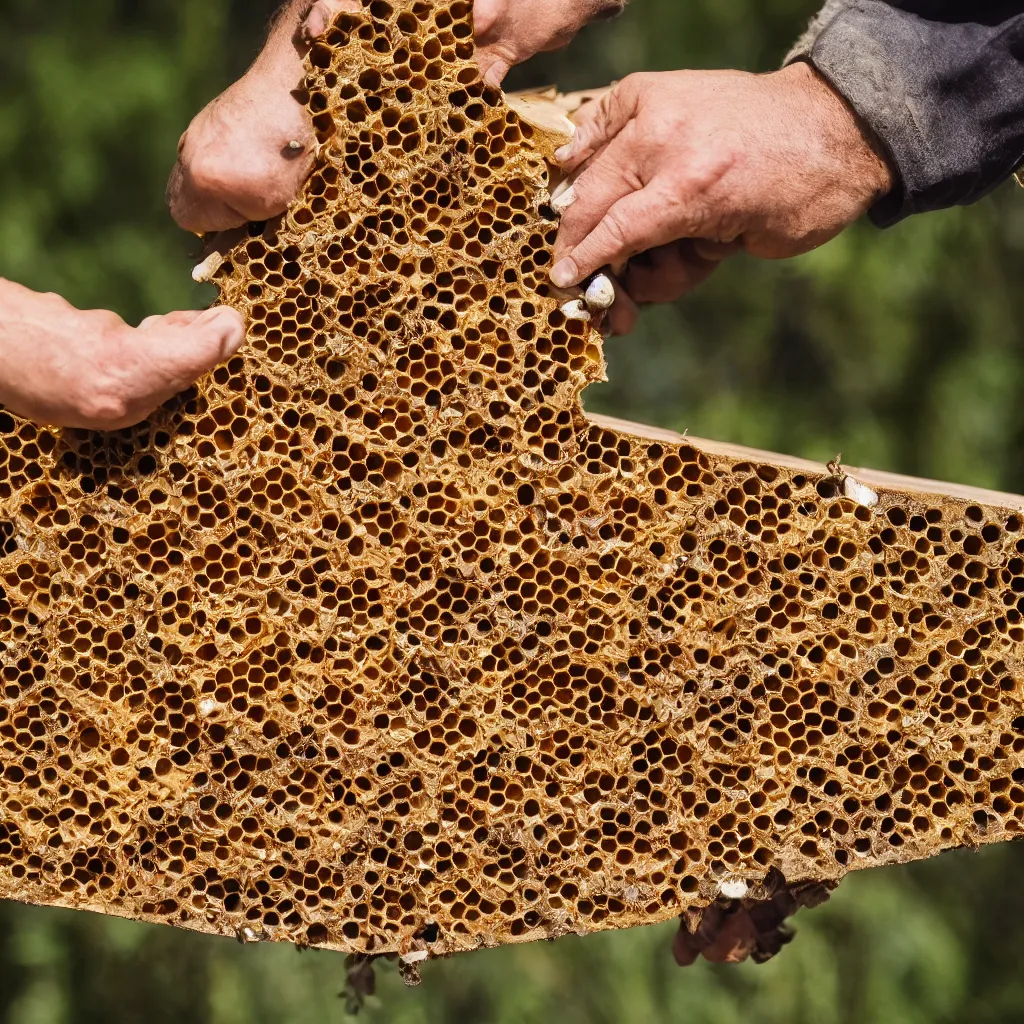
[664,150,736,207]
[76,388,130,429]
[85,309,125,332]
[589,104,614,139]
[184,146,234,195]
[602,208,632,248]
[570,122,592,154]
[582,207,636,266]
[308,1,333,31]
[622,72,651,96]
[176,142,291,228]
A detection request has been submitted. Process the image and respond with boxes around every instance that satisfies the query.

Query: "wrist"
[783,59,896,205]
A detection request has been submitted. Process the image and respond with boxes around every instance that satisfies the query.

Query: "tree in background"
[2,1,1024,1021]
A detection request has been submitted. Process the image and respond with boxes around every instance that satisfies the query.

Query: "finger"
[602,277,639,337]
[549,174,578,214]
[552,185,681,288]
[553,130,641,264]
[700,912,759,965]
[622,241,724,304]
[89,308,245,430]
[548,129,617,218]
[477,51,511,88]
[672,926,701,968]
[471,0,501,40]
[622,245,683,304]
[141,307,246,392]
[167,152,252,235]
[168,128,314,234]
[302,0,360,42]
[139,310,202,331]
[554,79,640,172]
[692,238,743,262]
[605,297,638,337]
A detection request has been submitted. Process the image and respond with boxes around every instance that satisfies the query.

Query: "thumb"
[144,306,246,388]
[551,186,673,287]
[478,52,512,88]
[138,309,202,330]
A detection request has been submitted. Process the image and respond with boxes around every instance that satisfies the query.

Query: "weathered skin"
[0,280,243,430]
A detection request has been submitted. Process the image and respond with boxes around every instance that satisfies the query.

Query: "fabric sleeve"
[785,1,1024,227]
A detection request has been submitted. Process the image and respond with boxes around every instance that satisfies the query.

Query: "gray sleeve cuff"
[783,0,855,65]
[783,1,1024,227]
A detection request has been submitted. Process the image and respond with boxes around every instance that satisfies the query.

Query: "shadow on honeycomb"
[2,0,1024,978]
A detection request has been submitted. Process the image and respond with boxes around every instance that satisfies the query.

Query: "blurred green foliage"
[3,0,1024,1021]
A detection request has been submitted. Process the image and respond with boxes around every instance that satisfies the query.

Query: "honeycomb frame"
[3,0,1024,964]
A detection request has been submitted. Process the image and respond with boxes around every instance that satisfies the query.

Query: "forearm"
[788,1,1024,226]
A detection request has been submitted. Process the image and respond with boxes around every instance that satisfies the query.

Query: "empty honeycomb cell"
[3,0,1024,969]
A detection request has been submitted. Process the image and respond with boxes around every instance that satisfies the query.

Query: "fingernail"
[549,182,577,215]
[554,126,578,164]
[550,258,579,289]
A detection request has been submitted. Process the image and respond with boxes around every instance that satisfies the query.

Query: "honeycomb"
[3,0,1024,966]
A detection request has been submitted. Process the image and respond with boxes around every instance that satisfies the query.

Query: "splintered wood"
[2,0,1024,964]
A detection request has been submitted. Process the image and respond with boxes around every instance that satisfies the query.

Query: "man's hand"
[550,62,895,296]
[168,0,625,234]
[0,280,245,430]
[475,0,627,87]
[168,1,359,235]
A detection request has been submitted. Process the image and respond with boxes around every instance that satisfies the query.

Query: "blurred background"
[3,0,1024,1021]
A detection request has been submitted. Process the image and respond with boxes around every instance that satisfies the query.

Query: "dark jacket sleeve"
[786,1,1024,226]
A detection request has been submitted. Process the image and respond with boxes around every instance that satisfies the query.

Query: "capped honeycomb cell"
[3,0,1024,967]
